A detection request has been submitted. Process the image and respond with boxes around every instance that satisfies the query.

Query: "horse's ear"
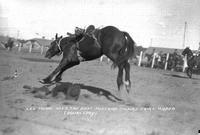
[60,36,63,38]
[55,33,58,39]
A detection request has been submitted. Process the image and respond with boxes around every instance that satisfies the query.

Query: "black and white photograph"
[0,0,200,134]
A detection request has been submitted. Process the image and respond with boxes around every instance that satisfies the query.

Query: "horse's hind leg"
[117,63,124,93]
[124,61,131,93]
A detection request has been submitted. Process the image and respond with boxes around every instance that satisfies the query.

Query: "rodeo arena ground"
[0,25,200,135]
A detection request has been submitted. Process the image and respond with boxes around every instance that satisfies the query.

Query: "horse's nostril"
[45,52,51,58]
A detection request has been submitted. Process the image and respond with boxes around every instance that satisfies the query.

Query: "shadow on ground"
[23,82,122,102]
[20,57,59,63]
[163,73,200,80]
[78,83,122,102]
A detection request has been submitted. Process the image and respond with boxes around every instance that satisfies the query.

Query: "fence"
[0,42,188,73]
[98,51,187,73]
[14,43,48,55]
[137,51,187,72]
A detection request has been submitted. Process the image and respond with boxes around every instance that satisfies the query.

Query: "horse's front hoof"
[39,78,52,84]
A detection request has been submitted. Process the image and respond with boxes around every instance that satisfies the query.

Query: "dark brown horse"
[41,26,135,94]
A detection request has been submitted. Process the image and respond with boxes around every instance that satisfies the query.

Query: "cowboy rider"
[85,25,101,48]
[67,27,85,38]
[85,25,95,37]
[67,25,96,39]
[67,25,100,48]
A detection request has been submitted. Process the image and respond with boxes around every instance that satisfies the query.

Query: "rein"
[56,38,63,53]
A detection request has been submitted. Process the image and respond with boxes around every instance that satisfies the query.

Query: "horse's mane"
[68,34,84,43]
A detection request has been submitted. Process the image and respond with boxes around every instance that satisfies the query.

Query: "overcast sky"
[1,0,200,49]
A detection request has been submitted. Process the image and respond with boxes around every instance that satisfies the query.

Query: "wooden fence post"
[164,53,169,70]
[138,51,143,66]
[151,53,156,68]
[182,55,187,72]
[29,44,32,53]
[0,42,5,48]
[18,43,22,52]
[40,46,44,55]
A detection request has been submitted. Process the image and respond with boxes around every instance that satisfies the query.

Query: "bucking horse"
[40,26,136,97]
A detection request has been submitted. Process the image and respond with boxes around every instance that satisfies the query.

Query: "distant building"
[21,38,52,49]
[135,45,147,56]
[144,47,184,55]
[30,38,52,48]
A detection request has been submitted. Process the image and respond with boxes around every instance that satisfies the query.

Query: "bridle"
[56,37,63,53]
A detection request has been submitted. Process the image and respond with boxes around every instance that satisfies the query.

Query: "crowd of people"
[139,42,200,72]
[142,49,183,71]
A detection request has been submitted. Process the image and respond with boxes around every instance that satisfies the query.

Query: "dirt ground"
[0,48,200,135]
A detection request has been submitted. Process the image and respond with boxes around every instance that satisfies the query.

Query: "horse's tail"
[112,32,136,68]
[123,31,136,58]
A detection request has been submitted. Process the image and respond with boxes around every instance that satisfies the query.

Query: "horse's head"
[182,47,187,56]
[45,34,63,59]
[182,47,193,57]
